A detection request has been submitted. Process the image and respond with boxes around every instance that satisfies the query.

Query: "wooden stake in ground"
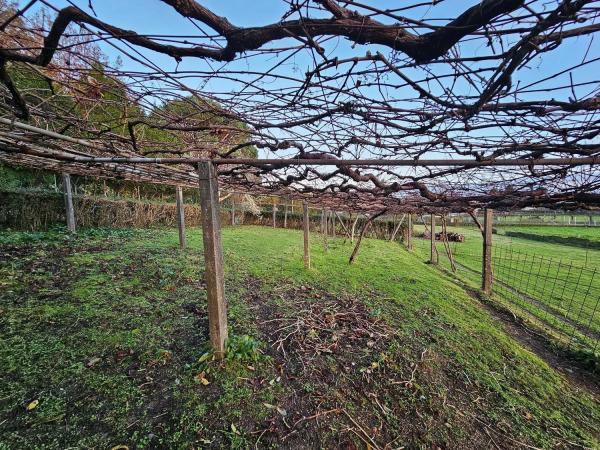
[284,204,288,228]
[231,197,236,226]
[430,214,438,264]
[198,162,228,358]
[390,214,406,241]
[331,210,336,238]
[320,208,325,234]
[407,214,413,250]
[335,211,351,239]
[349,210,387,264]
[303,201,310,269]
[351,215,359,243]
[175,185,186,249]
[272,199,277,228]
[482,208,493,294]
[322,208,329,252]
[62,173,75,232]
[468,210,484,236]
[440,215,456,272]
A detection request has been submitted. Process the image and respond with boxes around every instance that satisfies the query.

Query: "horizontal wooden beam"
[16,154,600,168]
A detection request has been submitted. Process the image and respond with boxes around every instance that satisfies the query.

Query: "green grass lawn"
[1,226,599,449]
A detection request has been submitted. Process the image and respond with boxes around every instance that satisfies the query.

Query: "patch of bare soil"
[244,278,500,449]
[0,241,115,302]
[479,294,600,397]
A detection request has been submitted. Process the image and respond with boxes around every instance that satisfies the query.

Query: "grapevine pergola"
[1,0,599,354]
[0,0,599,213]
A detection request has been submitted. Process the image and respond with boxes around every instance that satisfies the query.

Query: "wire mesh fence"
[491,246,599,353]
[441,211,600,227]
[414,237,600,354]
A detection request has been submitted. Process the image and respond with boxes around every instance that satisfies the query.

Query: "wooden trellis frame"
[1,0,599,356]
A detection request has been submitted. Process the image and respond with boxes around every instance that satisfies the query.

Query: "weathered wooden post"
[331,211,336,238]
[272,199,277,228]
[407,214,413,251]
[430,214,437,264]
[320,208,325,234]
[198,162,228,358]
[175,185,187,249]
[231,197,236,226]
[390,214,402,242]
[351,215,358,243]
[62,173,76,233]
[303,201,310,269]
[284,204,288,228]
[322,209,329,251]
[482,208,494,294]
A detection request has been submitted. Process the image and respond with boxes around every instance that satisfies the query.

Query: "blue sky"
[36,0,598,102]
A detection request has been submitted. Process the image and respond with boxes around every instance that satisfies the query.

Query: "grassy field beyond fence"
[412,224,600,357]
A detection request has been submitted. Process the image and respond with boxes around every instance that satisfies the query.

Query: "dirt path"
[450,276,600,398]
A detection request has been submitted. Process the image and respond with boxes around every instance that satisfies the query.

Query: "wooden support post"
[284,204,288,228]
[482,208,493,295]
[331,211,336,238]
[62,173,76,232]
[349,210,386,264]
[272,199,277,228]
[430,214,437,264]
[408,214,413,251]
[351,215,358,243]
[320,208,325,234]
[335,211,351,238]
[198,162,228,358]
[390,214,405,242]
[175,186,187,249]
[231,198,236,226]
[303,202,310,269]
[322,209,328,251]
